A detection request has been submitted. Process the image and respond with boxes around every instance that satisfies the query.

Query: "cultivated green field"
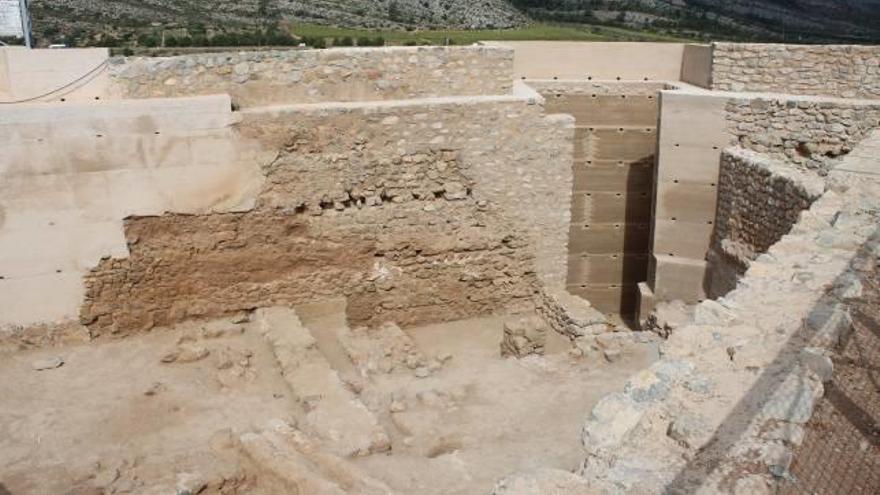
[290,22,690,45]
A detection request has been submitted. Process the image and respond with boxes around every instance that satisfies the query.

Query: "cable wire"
[0,59,109,104]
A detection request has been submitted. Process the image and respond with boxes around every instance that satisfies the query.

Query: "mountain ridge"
[21,0,880,47]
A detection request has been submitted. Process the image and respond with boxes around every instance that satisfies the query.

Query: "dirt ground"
[0,302,657,494]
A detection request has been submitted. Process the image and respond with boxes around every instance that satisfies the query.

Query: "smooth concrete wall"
[0,48,9,97]
[538,81,660,319]
[680,44,712,89]
[0,95,266,327]
[649,89,730,304]
[483,41,687,81]
[0,47,110,103]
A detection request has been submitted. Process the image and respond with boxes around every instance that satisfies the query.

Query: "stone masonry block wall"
[725,97,880,174]
[708,147,825,296]
[108,46,514,108]
[712,43,880,99]
[80,96,573,337]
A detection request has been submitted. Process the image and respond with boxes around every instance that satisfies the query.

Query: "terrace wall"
[712,43,880,99]
[108,46,515,108]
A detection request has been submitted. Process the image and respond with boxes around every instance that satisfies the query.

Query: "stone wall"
[81,203,535,337]
[712,148,825,264]
[712,43,880,99]
[108,46,514,108]
[79,95,573,337]
[725,96,880,174]
[708,147,825,296]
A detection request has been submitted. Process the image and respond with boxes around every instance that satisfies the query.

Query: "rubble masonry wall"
[712,43,880,99]
[707,147,826,297]
[725,96,880,174]
[79,95,574,337]
[108,46,514,108]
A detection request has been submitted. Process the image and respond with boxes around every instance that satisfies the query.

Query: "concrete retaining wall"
[712,43,880,99]
[0,47,110,103]
[108,46,514,108]
[534,80,661,319]
[0,95,264,330]
[0,48,9,98]
[680,44,712,89]
[484,41,690,81]
[648,90,730,304]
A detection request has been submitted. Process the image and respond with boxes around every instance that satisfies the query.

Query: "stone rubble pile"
[500,315,549,358]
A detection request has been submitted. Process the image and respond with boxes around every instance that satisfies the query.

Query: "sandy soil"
[0,304,657,494]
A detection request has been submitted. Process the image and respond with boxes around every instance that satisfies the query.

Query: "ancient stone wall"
[79,96,573,337]
[107,46,514,108]
[725,96,880,174]
[712,43,880,99]
[708,147,825,296]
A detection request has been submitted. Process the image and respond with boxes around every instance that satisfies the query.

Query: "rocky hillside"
[513,0,880,42]
[29,0,525,46]
[25,0,880,46]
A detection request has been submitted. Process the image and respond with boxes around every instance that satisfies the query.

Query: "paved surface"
[784,263,880,494]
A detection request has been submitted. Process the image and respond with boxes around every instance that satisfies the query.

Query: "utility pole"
[19,0,33,48]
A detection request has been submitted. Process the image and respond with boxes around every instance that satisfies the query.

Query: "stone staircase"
[255,307,391,458]
[240,419,393,495]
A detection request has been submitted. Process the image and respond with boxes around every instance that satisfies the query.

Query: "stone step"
[255,307,391,458]
[240,420,394,495]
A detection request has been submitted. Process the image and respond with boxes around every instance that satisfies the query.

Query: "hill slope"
[512,0,880,42]
[25,0,880,46]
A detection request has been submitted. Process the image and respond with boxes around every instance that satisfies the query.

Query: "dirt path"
[0,308,658,494]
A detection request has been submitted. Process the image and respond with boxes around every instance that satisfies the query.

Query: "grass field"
[290,22,690,45]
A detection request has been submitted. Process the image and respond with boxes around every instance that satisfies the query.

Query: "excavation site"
[1,41,879,494]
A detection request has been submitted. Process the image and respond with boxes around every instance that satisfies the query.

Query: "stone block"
[500,315,549,358]
[651,255,708,304]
